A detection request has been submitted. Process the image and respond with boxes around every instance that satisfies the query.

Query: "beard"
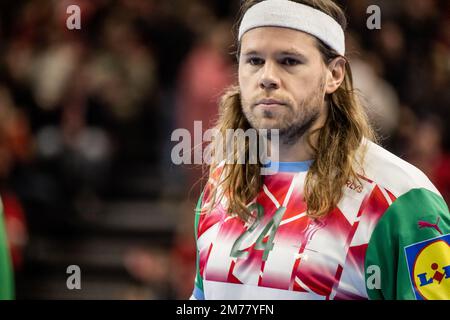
[242,78,326,146]
[277,109,320,145]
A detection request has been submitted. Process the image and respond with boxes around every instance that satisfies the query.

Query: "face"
[238,27,330,143]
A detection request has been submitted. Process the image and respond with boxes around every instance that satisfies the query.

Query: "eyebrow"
[280,50,308,59]
[242,49,308,60]
[241,50,261,57]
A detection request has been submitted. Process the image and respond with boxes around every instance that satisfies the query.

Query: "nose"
[259,61,280,90]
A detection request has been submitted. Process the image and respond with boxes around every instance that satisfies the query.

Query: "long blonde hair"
[202,0,376,221]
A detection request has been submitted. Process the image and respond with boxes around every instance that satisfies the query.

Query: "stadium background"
[0,0,449,299]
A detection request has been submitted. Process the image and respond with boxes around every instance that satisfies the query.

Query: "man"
[190,0,449,300]
[0,200,14,300]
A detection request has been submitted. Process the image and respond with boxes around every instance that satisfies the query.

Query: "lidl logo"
[404,234,450,300]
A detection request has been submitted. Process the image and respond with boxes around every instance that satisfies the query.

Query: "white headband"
[238,0,346,56]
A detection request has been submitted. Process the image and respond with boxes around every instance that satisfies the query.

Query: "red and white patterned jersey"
[191,140,449,300]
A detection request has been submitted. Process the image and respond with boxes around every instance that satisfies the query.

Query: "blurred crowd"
[0,0,448,299]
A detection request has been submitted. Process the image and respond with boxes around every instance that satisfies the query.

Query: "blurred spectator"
[174,19,235,199]
[347,33,400,139]
[405,115,450,204]
[0,85,31,272]
[1,191,28,271]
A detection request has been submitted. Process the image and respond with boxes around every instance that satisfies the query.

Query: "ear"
[325,57,346,94]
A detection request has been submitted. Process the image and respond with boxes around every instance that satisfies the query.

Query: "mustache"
[251,96,292,107]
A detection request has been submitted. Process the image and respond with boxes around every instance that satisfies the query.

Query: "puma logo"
[418,217,443,235]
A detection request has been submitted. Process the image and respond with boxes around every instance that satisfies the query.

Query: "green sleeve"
[365,188,450,300]
[0,198,14,300]
[192,193,204,300]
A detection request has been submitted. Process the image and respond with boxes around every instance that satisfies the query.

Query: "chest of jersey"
[197,171,395,299]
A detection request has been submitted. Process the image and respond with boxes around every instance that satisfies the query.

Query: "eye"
[281,57,301,66]
[247,57,264,66]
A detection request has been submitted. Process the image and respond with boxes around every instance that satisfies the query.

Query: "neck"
[278,135,315,162]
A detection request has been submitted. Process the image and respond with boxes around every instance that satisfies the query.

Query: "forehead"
[240,26,319,54]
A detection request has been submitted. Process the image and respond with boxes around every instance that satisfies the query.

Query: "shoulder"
[361,141,450,300]
[361,139,441,198]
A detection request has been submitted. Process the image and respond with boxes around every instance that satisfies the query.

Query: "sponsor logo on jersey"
[404,233,450,300]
